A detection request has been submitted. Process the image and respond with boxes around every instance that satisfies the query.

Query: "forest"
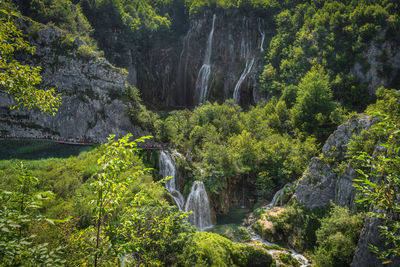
[0,0,399,266]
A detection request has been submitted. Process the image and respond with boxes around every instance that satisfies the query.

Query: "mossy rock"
[183,232,274,267]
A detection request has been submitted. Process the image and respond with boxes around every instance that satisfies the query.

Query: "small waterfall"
[246,183,310,266]
[258,18,265,52]
[195,14,216,104]
[184,181,213,231]
[267,183,293,207]
[233,58,255,104]
[159,151,185,210]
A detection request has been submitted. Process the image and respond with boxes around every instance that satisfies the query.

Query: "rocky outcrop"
[0,22,140,142]
[295,116,374,209]
[352,217,400,267]
[351,40,400,93]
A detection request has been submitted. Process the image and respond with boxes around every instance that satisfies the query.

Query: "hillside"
[0,0,399,266]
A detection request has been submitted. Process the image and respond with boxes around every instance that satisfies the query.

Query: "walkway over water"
[0,136,174,150]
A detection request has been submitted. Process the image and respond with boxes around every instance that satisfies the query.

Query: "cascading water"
[194,14,216,105]
[245,183,310,266]
[159,151,185,210]
[233,58,255,104]
[258,18,265,52]
[240,18,251,59]
[233,17,256,104]
[184,181,213,231]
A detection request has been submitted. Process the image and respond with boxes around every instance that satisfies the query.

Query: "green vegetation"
[0,136,275,266]
[351,90,400,264]
[0,9,61,114]
[314,205,364,267]
[181,231,273,267]
[134,99,320,208]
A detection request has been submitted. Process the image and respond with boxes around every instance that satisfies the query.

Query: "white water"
[258,18,265,52]
[184,181,213,231]
[233,58,255,104]
[195,14,216,104]
[159,151,185,210]
[246,183,310,266]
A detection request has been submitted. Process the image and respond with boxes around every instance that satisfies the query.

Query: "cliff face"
[0,22,139,142]
[295,116,374,209]
[95,10,269,109]
[294,115,400,266]
[351,40,400,93]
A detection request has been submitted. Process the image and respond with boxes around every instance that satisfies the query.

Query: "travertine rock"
[0,23,142,142]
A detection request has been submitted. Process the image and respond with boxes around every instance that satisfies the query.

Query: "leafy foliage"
[353,112,400,264]
[0,10,61,114]
[0,162,65,266]
[314,205,364,267]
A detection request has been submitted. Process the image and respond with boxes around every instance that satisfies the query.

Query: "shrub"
[313,205,364,267]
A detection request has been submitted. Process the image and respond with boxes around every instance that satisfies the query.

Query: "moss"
[279,253,300,267]
[182,232,274,267]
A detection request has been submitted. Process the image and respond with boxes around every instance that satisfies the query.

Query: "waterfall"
[184,181,213,231]
[233,58,255,104]
[159,151,185,210]
[240,18,251,59]
[178,20,201,104]
[267,183,293,207]
[195,14,216,104]
[258,18,265,52]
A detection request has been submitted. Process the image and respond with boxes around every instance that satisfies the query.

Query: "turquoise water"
[209,206,251,242]
[0,139,94,160]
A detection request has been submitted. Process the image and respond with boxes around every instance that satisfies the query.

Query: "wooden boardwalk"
[0,137,173,150]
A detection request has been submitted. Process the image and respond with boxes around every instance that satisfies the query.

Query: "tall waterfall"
[184,181,213,231]
[233,17,255,104]
[233,58,255,104]
[258,18,265,52]
[195,14,216,104]
[159,151,185,210]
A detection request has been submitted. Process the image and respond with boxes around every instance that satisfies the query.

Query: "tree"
[291,65,335,139]
[0,10,61,115]
[353,112,400,264]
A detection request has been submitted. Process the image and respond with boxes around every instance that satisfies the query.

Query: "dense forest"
[0,0,399,266]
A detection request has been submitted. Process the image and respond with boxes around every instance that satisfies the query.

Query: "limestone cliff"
[295,115,374,209]
[0,21,140,142]
[351,40,400,93]
[93,10,269,108]
[294,115,400,266]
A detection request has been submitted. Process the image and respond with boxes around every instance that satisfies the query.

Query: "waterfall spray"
[184,181,213,231]
[233,58,255,104]
[159,151,185,210]
[194,14,216,105]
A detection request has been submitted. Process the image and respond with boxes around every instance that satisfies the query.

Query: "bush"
[313,205,364,267]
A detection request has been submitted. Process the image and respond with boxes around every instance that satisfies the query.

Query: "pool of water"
[0,139,94,160]
[208,206,251,242]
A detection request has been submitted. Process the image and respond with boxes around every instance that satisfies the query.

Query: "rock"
[322,115,374,161]
[295,157,337,209]
[295,116,374,209]
[351,40,400,94]
[352,217,400,267]
[96,10,269,108]
[0,22,142,142]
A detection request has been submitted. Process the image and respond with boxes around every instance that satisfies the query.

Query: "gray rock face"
[351,40,400,93]
[0,24,139,142]
[352,217,400,267]
[99,10,269,108]
[295,157,337,209]
[295,116,373,209]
